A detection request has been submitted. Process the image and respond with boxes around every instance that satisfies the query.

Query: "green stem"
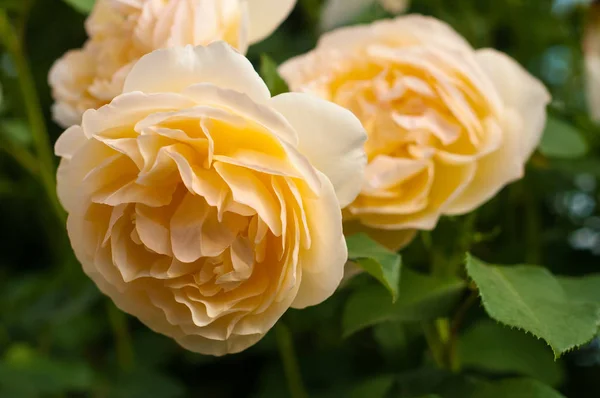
[275,322,308,398]
[0,140,38,176]
[107,302,134,372]
[422,322,446,369]
[523,178,542,265]
[0,10,66,224]
[422,231,446,278]
[447,291,479,372]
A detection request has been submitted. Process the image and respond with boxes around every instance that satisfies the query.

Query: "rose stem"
[0,9,66,224]
[275,322,308,398]
[107,302,135,372]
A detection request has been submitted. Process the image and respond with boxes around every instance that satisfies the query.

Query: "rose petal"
[475,49,550,161]
[123,42,271,103]
[270,92,367,208]
[245,0,296,44]
[292,172,347,309]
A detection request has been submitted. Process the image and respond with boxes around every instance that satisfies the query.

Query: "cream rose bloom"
[49,0,296,128]
[280,16,550,242]
[55,42,366,356]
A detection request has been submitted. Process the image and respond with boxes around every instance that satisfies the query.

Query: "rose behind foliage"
[54,42,366,356]
[280,15,551,248]
[49,0,296,128]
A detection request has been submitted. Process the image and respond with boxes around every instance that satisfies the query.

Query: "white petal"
[475,49,550,161]
[245,0,296,44]
[123,42,271,103]
[292,172,347,309]
[270,92,367,208]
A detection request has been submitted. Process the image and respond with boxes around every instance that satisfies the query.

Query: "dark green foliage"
[1,0,600,397]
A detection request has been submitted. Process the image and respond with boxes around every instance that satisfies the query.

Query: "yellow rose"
[280,16,550,245]
[49,0,297,128]
[55,42,366,356]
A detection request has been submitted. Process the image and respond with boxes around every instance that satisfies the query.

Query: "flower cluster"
[49,0,296,127]
[52,1,550,355]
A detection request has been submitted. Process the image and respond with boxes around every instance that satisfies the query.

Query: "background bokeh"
[1,0,600,397]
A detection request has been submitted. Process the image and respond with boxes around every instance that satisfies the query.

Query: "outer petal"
[245,0,296,44]
[292,172,347,309]
[586,54,600,121]
[444,113,524,215]
[317,15,473,55]
[475,49,550,161]
[55,125,87,160]
[123,42,271,103]
[176,333,264,356]
[270,92,367,208]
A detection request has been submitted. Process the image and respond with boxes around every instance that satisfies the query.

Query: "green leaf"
[259,54,289,96]
[62,0,95,14]
[458,320,564,386]
[350,375,395,398]
[373,321,423,365]
[466,255,600,357]
[373,321,410,353]
[395,368,481,398]
[346,233,402,301]
[471,378,565,398]
[343,269,465,337]
[558,274,600,303]
[0,0,28,13]
[539,116,588,159]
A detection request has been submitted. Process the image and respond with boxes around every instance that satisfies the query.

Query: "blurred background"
[1,0,600,396]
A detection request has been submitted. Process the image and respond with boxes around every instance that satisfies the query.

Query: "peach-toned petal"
[246,0,296,44]
[292,172,346,309]
[270,93,367,208]
[123,42,270,102]
[475,49,550,161]
[444,114,523,215]
[55,126,87,159]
